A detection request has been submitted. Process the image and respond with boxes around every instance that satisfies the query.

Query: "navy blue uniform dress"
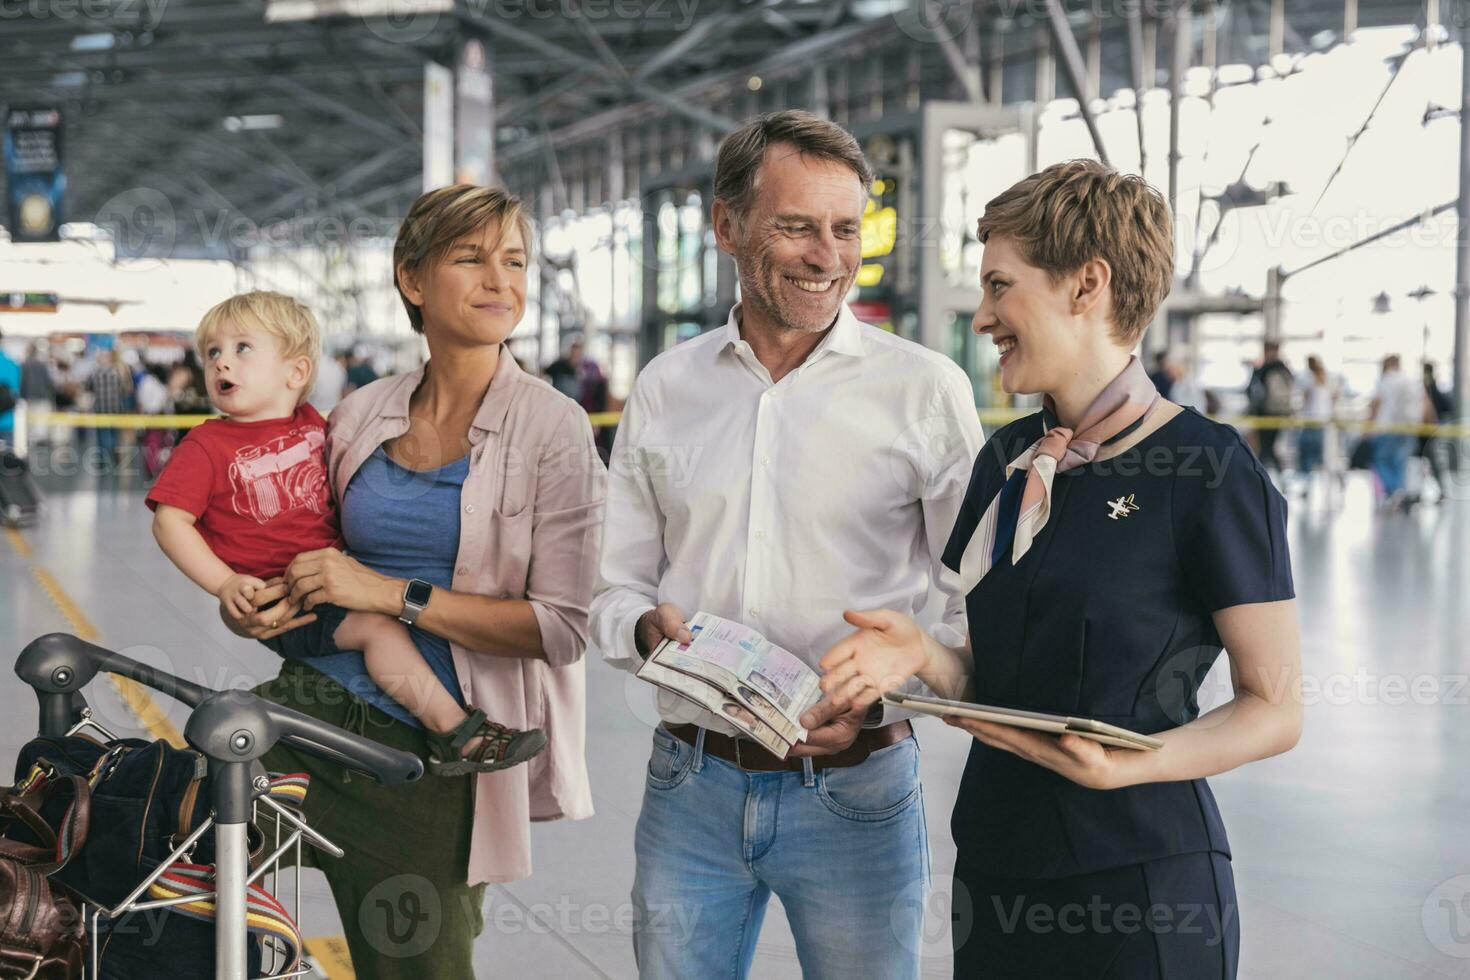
[942,408,1294,979]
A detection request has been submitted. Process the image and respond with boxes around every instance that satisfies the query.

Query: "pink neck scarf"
[957,355,1161,592]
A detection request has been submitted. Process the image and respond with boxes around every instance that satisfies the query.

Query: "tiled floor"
[4,455,1469,978]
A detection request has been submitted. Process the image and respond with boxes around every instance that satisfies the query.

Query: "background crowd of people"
[0,333,400,472]
[1147,344,1457,512]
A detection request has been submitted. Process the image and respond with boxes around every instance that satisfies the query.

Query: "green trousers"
[252,658,488,979]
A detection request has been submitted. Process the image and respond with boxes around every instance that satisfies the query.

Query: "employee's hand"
[284,549,394,614]
[635,603,693,658]
[945,717,1132,790]
[221,578,316,641]
[818,609,929,711]
[788,696,867,757]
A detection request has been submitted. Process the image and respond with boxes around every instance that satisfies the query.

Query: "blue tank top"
[308,445,470,727]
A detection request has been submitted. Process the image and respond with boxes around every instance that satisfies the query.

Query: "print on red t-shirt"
[146,404,344,580]
[228,424,330,524]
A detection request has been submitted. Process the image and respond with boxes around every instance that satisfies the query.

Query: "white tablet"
[884,692,1164,751]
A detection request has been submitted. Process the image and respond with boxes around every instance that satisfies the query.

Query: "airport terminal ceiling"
[0,0,1442,256]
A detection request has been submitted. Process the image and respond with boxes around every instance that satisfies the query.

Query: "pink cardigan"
[324,350,602,884]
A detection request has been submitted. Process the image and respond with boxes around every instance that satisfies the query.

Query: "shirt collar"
[721,302,868,361]
[376,343,520,436]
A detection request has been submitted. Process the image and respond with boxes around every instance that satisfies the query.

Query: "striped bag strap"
[146,862,302,973]
[0,769,91,875]
[263,772,310,808]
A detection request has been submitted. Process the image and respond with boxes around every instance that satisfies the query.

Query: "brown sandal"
[425,708,548,776]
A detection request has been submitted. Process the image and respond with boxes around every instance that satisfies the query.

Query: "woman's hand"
[221,578,316,641]
[284,549,399,614]
[817,609,930,711]
[945,718,1142,791]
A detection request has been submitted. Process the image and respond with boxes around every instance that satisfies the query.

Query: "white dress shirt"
[590,303,984,734]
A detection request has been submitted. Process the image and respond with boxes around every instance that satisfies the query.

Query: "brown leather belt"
[666,720,912,773]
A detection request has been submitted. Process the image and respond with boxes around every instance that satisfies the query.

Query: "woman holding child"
[177,185,604,976]
[819,161,1303,978]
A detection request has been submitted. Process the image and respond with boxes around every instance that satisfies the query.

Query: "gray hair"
[713,110,874,221]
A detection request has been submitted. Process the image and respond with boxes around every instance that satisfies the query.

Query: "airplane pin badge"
[1107,494,1140,520]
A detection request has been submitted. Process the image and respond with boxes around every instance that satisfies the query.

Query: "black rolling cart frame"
[13,633,424,980]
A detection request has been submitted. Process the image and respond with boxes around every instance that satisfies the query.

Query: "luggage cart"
[14,632,425,980]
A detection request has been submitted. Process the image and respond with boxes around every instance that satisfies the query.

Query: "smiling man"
[590,110,984,979]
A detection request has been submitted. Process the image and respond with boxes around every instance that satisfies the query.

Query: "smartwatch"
[399,579,433,626]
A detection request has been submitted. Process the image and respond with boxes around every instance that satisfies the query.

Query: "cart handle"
[16,633,424,786]
[186,689,424,787]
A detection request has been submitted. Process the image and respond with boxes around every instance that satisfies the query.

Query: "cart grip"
[185,690,424,786]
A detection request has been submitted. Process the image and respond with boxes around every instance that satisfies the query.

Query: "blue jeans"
[631,725,930,980]
[1296,427,1324,473]
[1373,433,1415,497]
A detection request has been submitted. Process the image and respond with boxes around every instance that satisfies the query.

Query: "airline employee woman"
[818,160,1302,979]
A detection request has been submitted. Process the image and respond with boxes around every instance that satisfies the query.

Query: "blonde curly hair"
[196,290,322,398]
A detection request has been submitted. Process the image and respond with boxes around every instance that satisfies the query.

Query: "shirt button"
[761,456,770,467]
[457,566,469,576]
[748,606,759,617]
[465,504,475,514]
[753,530,765,541]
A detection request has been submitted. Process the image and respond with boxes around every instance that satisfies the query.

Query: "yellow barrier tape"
[26,408,1469,439]
[304,935,356,979]
[977,408,1028,427]
[38,409,628,431]
[29,412,216,429]
[30,565,186,748]
[972,408,1466,438]
[1212,415,1468,437]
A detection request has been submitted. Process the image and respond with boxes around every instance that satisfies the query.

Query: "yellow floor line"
[305,936,356,979]
[31,566,186,747]
[31,566,100,642]
[30,552,354,975]
[3,528,30,557]
[109,675,187,749]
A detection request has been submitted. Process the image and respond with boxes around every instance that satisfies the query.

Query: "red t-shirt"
[146,404,344,580]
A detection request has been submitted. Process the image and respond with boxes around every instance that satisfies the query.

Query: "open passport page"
[637,612,824,758]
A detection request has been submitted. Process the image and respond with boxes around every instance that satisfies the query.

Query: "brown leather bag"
[0,861,85,979]
[0,774,90,979]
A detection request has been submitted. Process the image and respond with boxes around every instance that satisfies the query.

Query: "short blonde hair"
[196,290,322,395]
[975,159,1174,347]
[394,184,531,334]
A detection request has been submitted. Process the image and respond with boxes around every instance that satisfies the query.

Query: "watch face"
[405,580,433,607]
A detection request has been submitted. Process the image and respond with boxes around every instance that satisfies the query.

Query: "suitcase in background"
[0,449,43,527]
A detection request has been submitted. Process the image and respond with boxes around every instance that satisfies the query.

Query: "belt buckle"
[730,735,770,772]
